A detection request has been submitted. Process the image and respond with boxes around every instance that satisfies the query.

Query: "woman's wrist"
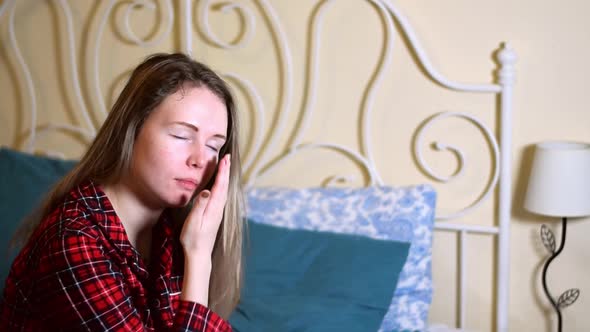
[180,252,213,305]
[184,252,212,271]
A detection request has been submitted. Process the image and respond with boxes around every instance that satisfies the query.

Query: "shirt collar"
[73,181,176,270]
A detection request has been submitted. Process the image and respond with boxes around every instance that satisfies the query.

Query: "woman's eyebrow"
[172,121,226,140]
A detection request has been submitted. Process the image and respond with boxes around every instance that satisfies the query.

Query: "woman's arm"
[37,229,231,332]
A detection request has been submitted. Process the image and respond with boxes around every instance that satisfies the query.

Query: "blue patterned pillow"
[246,185,436,331]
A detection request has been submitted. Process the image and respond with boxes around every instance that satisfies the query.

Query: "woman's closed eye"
[171,134,189,140]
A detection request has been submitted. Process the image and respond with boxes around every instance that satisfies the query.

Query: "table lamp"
[523,141,590,332]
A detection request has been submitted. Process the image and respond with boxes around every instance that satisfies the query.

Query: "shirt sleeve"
[175,301,233,332]
[38,229,232,332]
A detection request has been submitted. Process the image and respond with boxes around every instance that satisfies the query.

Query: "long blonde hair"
[14,53,244,318]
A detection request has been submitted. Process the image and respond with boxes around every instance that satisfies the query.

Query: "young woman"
[0,53,244,331]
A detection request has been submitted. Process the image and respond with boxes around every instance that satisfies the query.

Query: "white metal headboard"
[1,1,516,330]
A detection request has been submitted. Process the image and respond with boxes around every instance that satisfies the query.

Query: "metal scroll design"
[2,0,516,220]
[413,112,500,220]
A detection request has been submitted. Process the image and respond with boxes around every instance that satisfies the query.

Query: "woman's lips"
[176,178,198,191]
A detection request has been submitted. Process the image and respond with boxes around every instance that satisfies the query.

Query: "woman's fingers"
[192,190,210,225]
[180,190,211,250]
[207,154,230,217]
[211,154,230,197]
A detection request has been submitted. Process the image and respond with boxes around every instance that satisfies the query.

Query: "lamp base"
[540,217,580,332]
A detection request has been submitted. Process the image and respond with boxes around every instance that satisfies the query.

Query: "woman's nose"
[188,144,207,168]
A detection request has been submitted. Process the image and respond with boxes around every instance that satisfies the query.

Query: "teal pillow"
[0,148,76,287]
[229,220,411,332]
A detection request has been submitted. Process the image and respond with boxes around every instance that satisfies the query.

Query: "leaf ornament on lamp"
[523,141,590,332]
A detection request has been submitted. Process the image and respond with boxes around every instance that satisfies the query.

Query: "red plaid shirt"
[0,181,232,332]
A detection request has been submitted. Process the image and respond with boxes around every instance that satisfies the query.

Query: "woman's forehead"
[151,86,228,133]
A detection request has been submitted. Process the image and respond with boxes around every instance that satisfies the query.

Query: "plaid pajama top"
[0,181,232,332]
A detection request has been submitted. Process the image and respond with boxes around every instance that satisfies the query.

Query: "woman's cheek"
[204,159,219,185]
[155,146,171,159]
[153,146,179,169]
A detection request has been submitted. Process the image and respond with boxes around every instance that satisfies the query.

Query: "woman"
[0,53,244,331]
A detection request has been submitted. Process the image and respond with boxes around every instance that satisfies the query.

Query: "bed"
[0,1,516,331]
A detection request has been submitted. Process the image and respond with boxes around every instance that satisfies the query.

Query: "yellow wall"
[1,1,589,331]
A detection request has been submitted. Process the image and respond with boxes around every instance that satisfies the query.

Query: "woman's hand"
[180,154,231,257]
[179,154,230,305]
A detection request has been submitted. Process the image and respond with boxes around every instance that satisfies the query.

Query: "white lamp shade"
[524,141,590,217]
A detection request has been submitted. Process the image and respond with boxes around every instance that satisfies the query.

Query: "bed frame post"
[496,42,517,332]
[180,0,193,56]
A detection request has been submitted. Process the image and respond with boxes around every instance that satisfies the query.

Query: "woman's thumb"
[192,190,211,218]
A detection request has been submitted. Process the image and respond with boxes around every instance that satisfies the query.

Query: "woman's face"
[129,85,228,208]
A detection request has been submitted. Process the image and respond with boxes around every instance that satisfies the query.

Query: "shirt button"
[152,299,160,308]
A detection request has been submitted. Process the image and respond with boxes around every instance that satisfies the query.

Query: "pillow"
[245,185,436,332]
[229,220,411,332]
[0,148,76,288]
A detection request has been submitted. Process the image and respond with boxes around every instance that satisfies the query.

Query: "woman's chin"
[166,193,193,208]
